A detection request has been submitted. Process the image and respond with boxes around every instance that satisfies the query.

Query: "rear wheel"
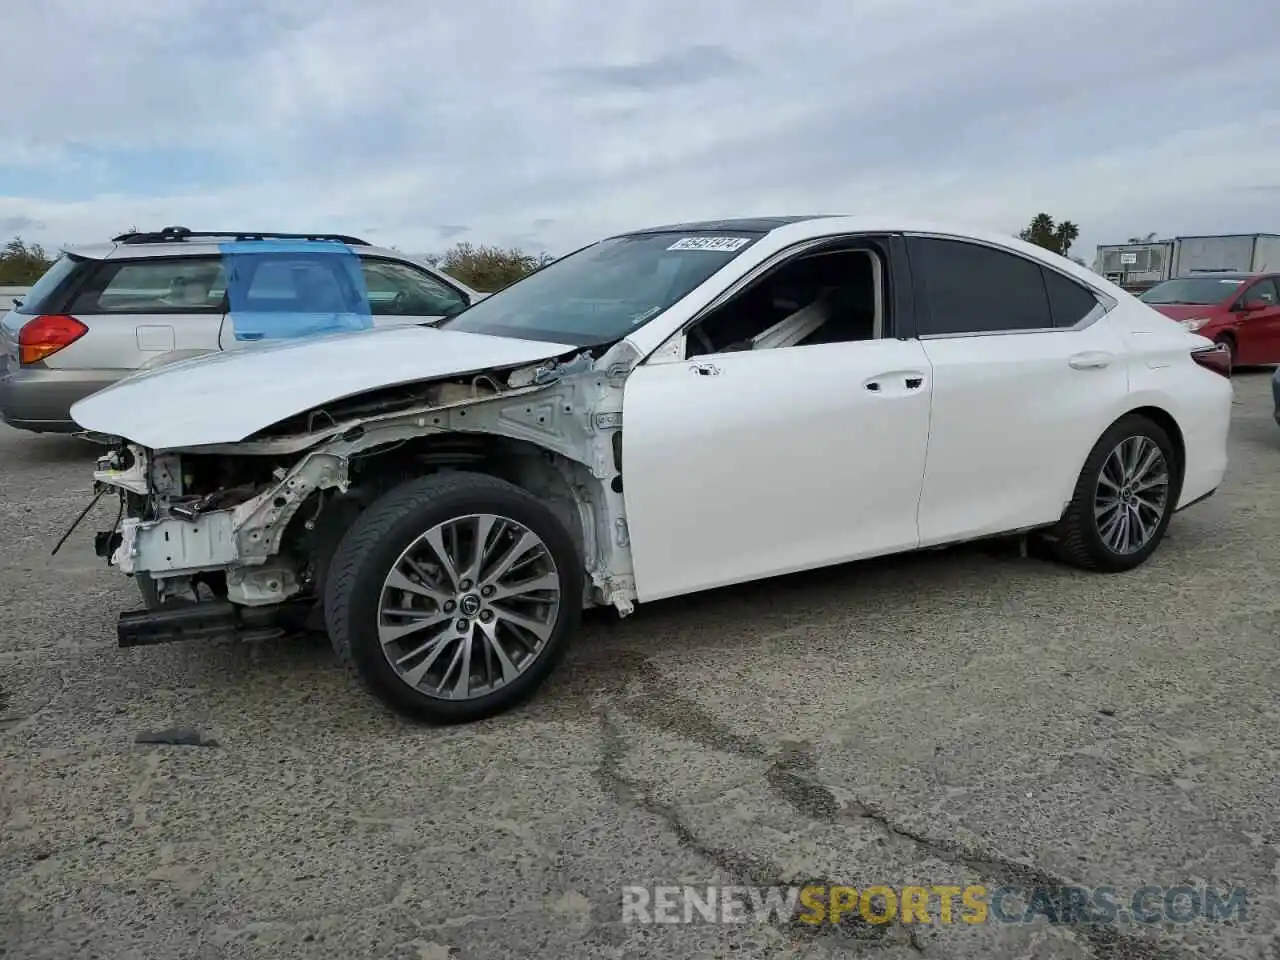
[1049,414,1179,572]
[324,472,581,723]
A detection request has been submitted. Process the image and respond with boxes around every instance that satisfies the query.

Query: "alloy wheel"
[376,513,562,700]
[1093,436,1170,555]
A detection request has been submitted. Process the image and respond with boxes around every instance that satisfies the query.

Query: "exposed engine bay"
[89,342,643,634]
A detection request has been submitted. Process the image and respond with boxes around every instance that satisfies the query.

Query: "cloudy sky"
[2,0,1277,262]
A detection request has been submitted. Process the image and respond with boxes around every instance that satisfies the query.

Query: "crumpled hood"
[70,325,576,449]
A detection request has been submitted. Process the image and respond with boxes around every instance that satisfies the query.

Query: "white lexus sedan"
[71,216,1232,723]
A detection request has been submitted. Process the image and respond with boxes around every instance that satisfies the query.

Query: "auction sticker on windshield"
[667,236,753,252]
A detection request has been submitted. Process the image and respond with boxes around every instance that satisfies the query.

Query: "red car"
[1140,272,1280,367]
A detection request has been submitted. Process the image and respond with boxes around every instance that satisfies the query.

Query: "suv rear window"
[15,254,83,315]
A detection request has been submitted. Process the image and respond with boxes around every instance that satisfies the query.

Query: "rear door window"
[69,257,226,314]
[240,259,354,312]
[909,237,1053,335]
[221,245,373,342]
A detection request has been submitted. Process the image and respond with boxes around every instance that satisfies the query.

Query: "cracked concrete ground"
[2,371,1279,960]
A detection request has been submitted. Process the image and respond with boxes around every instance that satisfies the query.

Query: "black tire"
[1049,414,1180,573]
[323,472,582,723]
[137,573,162,609]
[1214,334,1237,370]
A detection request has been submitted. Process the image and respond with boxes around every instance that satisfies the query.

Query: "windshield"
[439,231,761,345]
[1140,277,1245,305]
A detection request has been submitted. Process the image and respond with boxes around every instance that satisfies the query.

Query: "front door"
[358,258,472,331]
[620,338,933,602]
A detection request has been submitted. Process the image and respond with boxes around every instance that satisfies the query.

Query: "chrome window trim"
[904,231,1116,340]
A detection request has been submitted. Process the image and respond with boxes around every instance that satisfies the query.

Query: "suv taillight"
[18,315,88,365]
[1191,343,1231,378]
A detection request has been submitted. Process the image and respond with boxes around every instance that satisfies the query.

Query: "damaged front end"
[89,345,640,648]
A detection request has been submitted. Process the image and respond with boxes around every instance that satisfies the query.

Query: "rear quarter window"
[1043,268,1101,328]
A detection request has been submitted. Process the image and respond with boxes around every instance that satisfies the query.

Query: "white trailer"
[1170,233,1280,276]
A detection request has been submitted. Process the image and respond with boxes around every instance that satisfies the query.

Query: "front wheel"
[1214,335,1237,370]
[323,472,582,723]
[1049,414,1179,572]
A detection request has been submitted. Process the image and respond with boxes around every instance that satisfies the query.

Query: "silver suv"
[0,227,483,434]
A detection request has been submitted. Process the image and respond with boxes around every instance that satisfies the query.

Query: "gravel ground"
[2,371,1279,960]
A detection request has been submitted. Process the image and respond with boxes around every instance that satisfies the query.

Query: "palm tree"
[1053,221,1080,257]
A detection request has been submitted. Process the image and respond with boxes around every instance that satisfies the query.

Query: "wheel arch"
[289,431,599,598]
[1121,405,1186,493]
[1058,405,1187,523]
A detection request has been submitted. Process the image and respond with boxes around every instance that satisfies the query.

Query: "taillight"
[18,315,88,365]
[1191,343,1231,378]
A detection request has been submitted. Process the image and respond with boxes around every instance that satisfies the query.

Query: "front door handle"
[1069,351,1114,370]
[689,361,720,376]
[864,372,927,394]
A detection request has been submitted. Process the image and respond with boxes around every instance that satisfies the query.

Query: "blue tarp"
[218,240,373,342]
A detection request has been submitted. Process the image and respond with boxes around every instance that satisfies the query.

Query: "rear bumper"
[0,367,119,432]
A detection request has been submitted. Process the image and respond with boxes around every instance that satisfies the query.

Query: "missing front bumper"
[117,600,283,647]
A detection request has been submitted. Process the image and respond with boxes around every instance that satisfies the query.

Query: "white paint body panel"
[916,321,1131,545]
[1103,306,1232,507]
[70,325,575,449]
[622,339,932,601]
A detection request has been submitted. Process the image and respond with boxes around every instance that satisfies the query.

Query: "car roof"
[61,239,406,262]
[614,214,1082,259]
[55,236,479,296]
[621,215,843,236]
[606,214,1126,299]
[1159,271,1270,281]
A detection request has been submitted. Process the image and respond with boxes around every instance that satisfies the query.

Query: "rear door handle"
[1069,351,1114,370]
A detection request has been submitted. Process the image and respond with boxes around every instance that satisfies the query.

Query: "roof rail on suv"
[111,226,370,246]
